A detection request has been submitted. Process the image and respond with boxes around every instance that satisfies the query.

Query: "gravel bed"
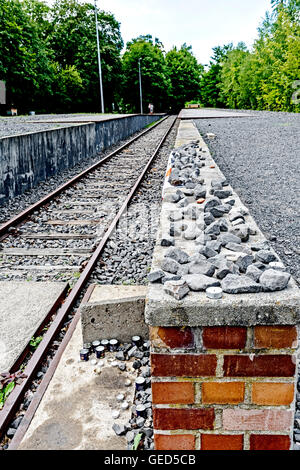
[0,114,80,138]
[0,117,175,284]
[196,109,300,450]
[0,121,163,223]
[0,113,122,138]
[195,109,300,287]
[89,122,179,286]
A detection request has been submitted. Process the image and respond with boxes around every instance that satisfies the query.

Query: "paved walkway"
[27,114,137,124]
[179,108,253,119]
[0,281,67,372]
[17,320,137,450]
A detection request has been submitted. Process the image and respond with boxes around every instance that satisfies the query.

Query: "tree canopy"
[0,0,299,113]
[166,44,203,112]
[201,0,300,112]
[121,35,171,113]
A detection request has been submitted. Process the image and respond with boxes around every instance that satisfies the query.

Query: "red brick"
[223,409,293,431]
[254,326,297,349]
[201,434,243,451]
[152,382,194,404]
[250,434,291,450]
[203,327,247,349]
[151,353,217,377]
[223,354,295,377]
[252,382,294,405]
[151,326,194,349]
[153,408,215,430]
[202,382,245,404]
[154,434,195,450]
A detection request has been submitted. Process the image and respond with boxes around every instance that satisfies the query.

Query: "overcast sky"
[46,0,273,64]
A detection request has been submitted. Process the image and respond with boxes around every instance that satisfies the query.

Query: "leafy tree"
[50,63,83,111]
[121,35,171,113]
[271,0,300,19]
[1,0,299,115]
[165,44,203,112]
[0,0,53,112]
[255,7,300,111]
[48,0,123,112]
[219,43,251,109]
[199,44,233,107]
[204,0,300,113]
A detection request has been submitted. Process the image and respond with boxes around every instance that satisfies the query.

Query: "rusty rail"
[0,115,169,240]
[0,115,177,449]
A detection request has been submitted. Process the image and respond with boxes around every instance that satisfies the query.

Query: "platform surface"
[0,281,67,372]
[145,120,300,327]
[18,320,137,450]
[27,113,135,124]
[179,108,253,119]
[27,113,163,124]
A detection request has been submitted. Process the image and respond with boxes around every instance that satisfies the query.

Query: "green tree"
[256,8,300,111]
[0,0,53,112]
[165,44,203,112]
[199,44,233,107]
[207,1,300,113]
[50,63,83,111]
[271,0,300,19]
[219,43,251,109]
[48,0,123,112]
[121,35,171,113]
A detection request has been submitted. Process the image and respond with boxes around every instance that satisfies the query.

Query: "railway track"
[0,114,178,450]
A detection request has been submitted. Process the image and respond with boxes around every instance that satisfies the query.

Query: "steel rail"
[0,114,169,239]
[0,115,177,449]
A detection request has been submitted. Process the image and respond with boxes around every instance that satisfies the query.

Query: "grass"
[144,118,163,129]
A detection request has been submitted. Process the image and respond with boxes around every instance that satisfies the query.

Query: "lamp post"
[138,58,143,114]
[94,0,104,114]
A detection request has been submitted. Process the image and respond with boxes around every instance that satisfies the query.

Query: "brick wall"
[150,325,298,450]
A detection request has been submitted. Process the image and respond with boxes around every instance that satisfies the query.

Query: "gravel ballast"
[0,114,79,138]
[0,113,127,138]
[195,109,300,287]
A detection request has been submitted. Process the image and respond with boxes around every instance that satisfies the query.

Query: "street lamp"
[138,58,143,114]
[94,0,104,114]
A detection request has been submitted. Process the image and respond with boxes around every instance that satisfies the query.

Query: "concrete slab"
[179,108,253,119]
[81,284,149,344]
[145,121,300,327]
[0,281,67,372]
[18,320,137,450]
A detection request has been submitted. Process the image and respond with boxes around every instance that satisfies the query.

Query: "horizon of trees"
[0,0,299,114]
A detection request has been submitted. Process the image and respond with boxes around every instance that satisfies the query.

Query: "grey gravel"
[255,250,278,264]
[259,269,291,292]
[221,273,262,294]
[184,273,221,291]
[0,113,77,138]
[195,109,300,286]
